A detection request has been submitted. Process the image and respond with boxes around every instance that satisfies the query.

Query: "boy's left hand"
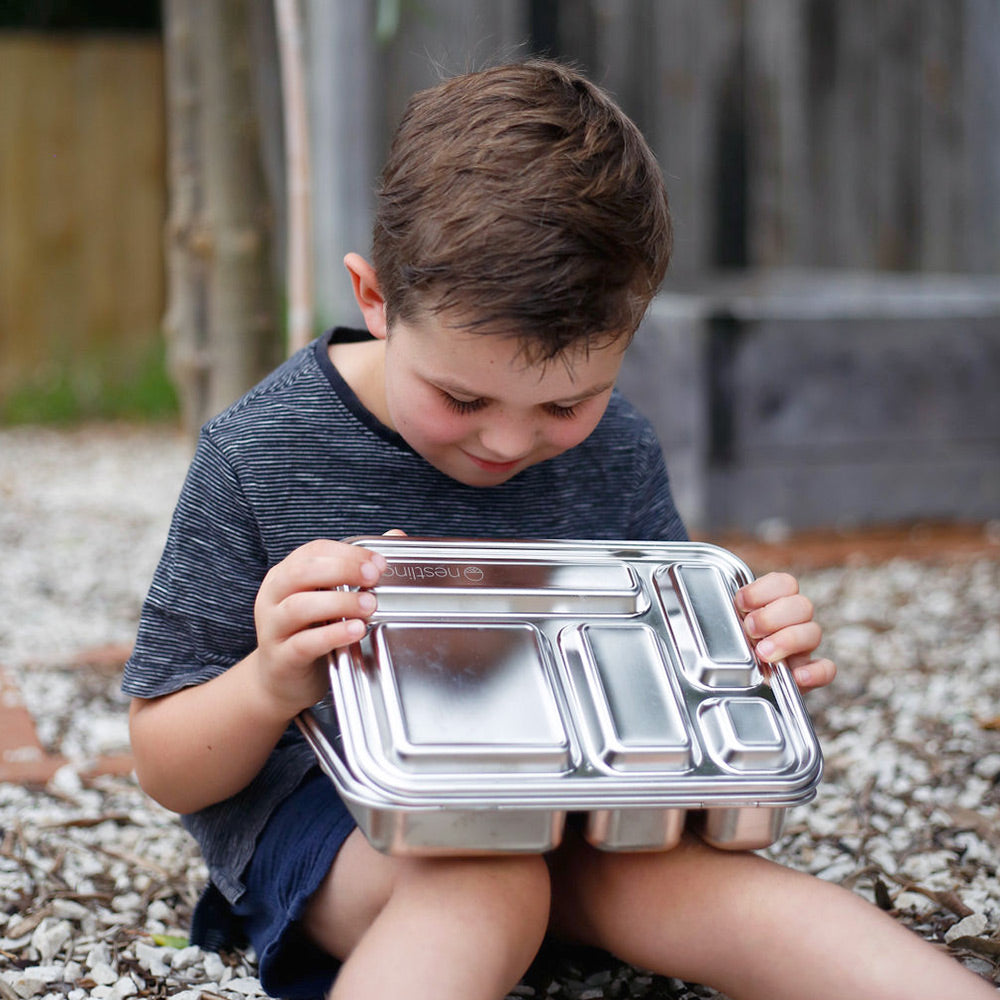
[734,572,836,693]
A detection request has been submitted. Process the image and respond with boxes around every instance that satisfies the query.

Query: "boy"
[125,61,994,999]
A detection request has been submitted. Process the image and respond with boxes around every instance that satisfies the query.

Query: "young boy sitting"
[124,60,994,1000]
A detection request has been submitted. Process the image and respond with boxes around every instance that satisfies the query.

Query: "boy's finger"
[788,654,837,692]
[733,572,798,614]
[271,589,377,637]
[752,622,822,664]
[742,594,815,639]
[264,543,387,598]
[285,618,370,665]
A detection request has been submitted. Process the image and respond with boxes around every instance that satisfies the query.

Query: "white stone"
[944,912,988,943]
[30,919,73,963]
[7,975,45,1000]
[88,963,119,987]
[170,945,203,970]
[5,967,63,1000]
[133,942,172,978]
[225,977,266,996]
[106,977,138,1000]
[47,764,83,797]
[202,952,227,982]
[84,943,112,970]
[50,900,89,922]
[973,753,1000,781]
[110,892,143,914]
[145,899,174,923]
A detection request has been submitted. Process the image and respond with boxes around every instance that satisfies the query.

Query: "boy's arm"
[129,539,386,815]
[735,572,836,692]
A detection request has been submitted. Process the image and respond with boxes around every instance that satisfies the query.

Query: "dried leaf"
[884,875,975,918]
[873,877,894,911]
[949,936,1000,958]
[40,813,134,830]
[4,904,53,939]
[152,933,189,949]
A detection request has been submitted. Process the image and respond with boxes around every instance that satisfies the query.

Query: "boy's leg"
[548,831,996,1000]
[304,828,551,1000]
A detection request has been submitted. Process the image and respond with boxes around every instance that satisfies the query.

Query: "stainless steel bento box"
[297,537,823,856]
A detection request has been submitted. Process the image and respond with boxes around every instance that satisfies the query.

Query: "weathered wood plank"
[0,35,166,396]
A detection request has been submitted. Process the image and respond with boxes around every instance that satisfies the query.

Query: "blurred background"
[1,0,998,533]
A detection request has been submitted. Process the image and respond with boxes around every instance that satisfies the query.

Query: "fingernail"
[358,592,377,614]
[743,612,758,637]
[346,619,366,639]
[360,560,380,583]
[756,638,776,661]
[794,666,812,688]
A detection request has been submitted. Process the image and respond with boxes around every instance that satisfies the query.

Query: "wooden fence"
[2,2,998,417]
[0,34,165,404]
[296,0,1000,329]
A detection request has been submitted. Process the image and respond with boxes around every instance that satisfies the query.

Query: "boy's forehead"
[391,313,627,395]
[392,310,630,367]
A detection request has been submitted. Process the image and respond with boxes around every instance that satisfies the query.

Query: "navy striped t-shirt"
[123,328,687,902]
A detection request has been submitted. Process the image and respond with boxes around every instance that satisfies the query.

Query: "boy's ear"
[344,253,388,340]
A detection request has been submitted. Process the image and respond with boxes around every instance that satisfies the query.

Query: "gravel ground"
[1,423,999,999]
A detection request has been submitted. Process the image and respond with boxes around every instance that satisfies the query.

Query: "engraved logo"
[381,561,485,584]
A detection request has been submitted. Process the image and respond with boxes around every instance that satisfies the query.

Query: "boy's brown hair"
[372,59,672,361]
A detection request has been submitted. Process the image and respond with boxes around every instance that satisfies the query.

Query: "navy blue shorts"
[194,768,357,1000]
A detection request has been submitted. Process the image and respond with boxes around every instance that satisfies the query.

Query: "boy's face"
[382,314,627,487]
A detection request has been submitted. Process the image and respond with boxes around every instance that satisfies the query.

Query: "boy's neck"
[328,338,392,428]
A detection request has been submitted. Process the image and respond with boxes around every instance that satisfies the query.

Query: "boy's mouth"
[462,451,525,474]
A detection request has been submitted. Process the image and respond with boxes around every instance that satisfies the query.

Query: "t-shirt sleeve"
[625,424,689,542]
[122,432,268,699]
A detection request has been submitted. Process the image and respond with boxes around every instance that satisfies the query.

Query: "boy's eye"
[440,392,486,415]
[545,402,579,420]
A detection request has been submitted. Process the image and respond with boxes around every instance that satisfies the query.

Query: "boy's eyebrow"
[431,376,616,406]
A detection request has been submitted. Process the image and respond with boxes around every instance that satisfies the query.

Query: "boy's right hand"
[252,539,386,716]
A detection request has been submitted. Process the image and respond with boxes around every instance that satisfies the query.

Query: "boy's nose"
[478,416,535,460]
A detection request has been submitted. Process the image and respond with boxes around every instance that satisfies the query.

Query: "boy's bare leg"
[304,829,551,1000]
[549,831,996,1000]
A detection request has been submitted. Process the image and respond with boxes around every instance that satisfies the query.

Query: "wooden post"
[275,0,314,354]
[162,0,278,436]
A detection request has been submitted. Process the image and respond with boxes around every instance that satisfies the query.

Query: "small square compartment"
[697,698,793,772]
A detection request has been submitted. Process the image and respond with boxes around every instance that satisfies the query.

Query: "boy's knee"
[476,853,552,961]
[401,852,551,948]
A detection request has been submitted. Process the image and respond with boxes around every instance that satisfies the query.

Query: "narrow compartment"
[653,563,760,687]
[562,624,693,772]
[370,558,646,615]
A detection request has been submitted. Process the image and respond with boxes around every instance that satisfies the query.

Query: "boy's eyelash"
[439,392,579,419]
[441,393,487,414]
[545,402,579,419]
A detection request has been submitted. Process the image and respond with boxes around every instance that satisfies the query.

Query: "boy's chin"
[428,453,532,488]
